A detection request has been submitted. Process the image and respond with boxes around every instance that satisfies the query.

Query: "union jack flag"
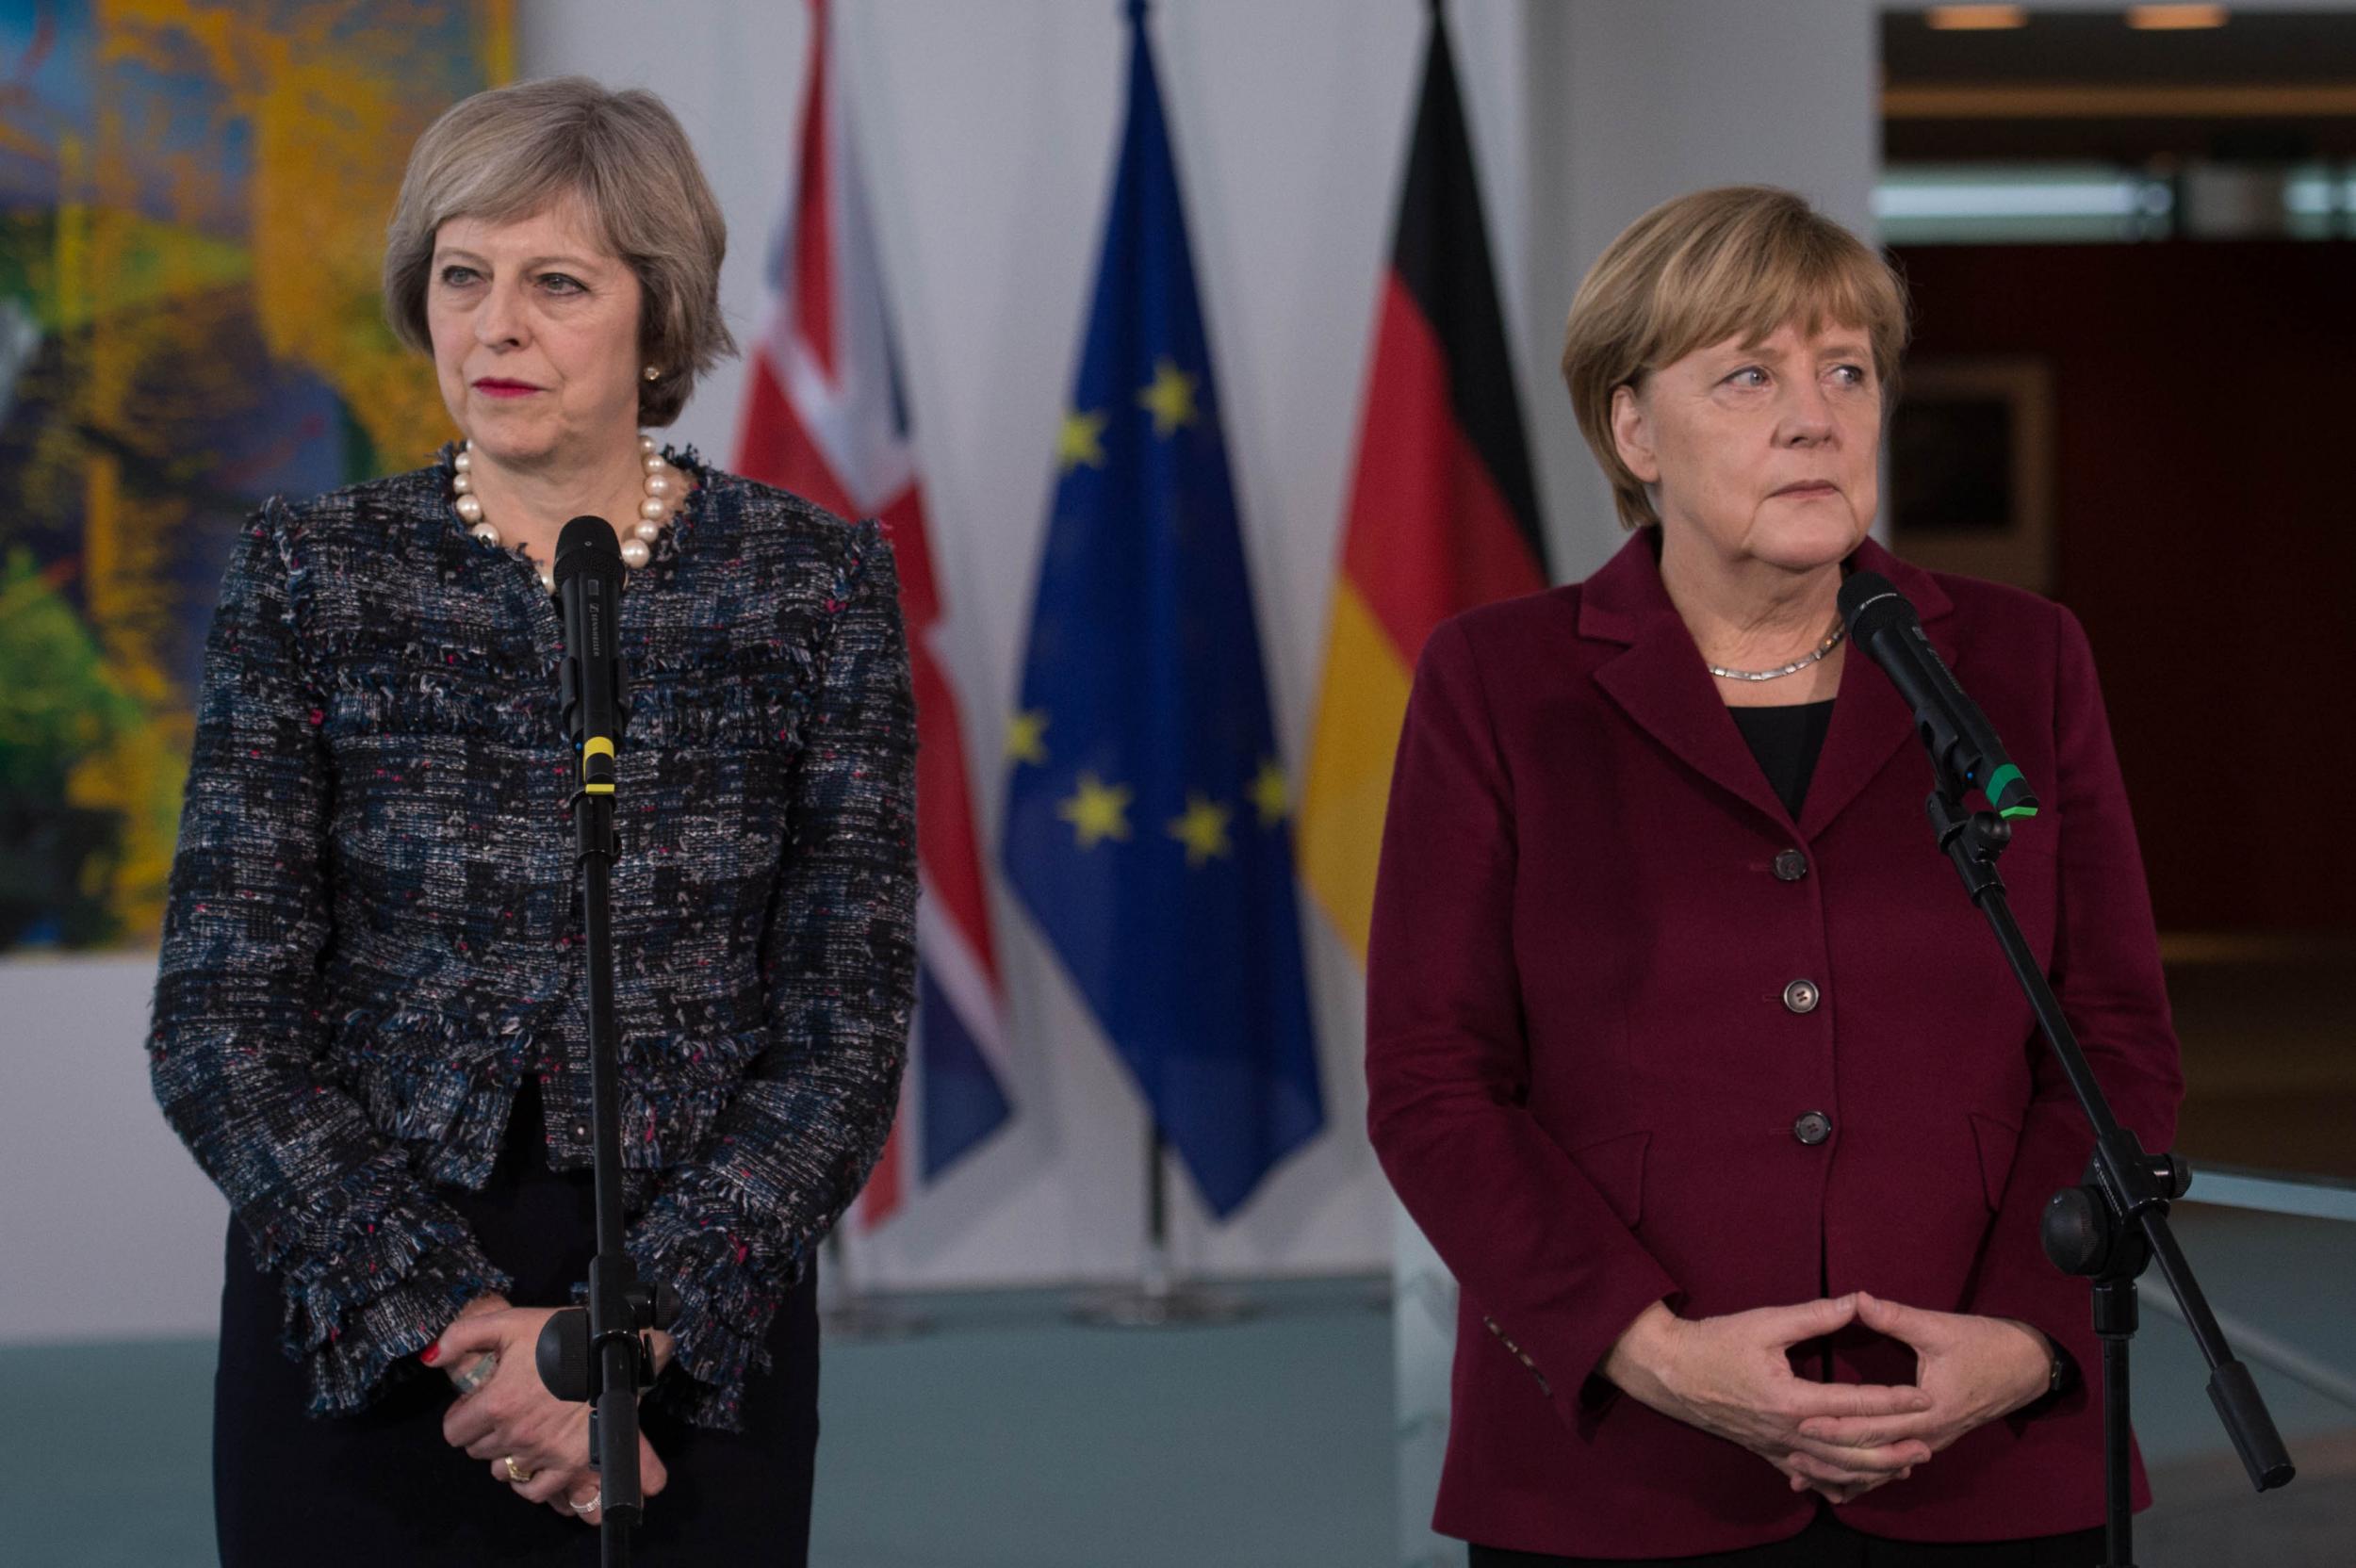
[733,0,1011,1223]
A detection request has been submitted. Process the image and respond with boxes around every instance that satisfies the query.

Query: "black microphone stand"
[1914,767,2293,1566]
[537,539,677,1566]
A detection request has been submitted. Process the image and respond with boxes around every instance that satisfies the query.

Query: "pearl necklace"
[451,434,687,594]
[1706,620,1847,682]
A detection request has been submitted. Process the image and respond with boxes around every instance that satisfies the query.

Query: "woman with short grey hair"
[152,75,913,1565]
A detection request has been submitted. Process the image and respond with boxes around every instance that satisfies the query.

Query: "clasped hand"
[1606,1291,2051,1506]
[1785,1292,2054,1498]
[432,1293,675,1527]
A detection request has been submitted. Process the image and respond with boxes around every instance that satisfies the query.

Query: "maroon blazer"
[1366,532,2184,1558]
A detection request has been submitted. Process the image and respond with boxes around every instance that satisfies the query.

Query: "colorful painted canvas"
[0,0,507,950]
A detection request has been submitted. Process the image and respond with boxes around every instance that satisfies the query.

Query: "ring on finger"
[570,1489,601,1514]
[502,1455,536,1484]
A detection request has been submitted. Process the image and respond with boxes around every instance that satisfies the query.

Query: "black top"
[1729,699,1835,819]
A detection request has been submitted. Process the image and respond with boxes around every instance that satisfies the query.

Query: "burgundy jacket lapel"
[1583,532,1793,830]
[1579,531,1958,841]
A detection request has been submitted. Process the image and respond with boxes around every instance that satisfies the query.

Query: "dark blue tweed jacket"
[149,444,916,1429]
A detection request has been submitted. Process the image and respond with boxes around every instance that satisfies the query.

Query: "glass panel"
[2138,1202,2356,1559]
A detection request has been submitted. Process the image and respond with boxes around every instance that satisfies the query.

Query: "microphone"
[554,516,629,795]
[1837,570,2038,819]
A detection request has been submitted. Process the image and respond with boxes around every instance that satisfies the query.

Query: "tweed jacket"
[1366,534,2184,1556]
[149,445,917,1429]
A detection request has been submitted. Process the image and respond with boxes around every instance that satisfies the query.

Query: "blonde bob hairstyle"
[383,76,736,428]
[1560,186,1908,531]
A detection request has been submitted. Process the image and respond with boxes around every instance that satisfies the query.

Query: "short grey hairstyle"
[383,76,736,427]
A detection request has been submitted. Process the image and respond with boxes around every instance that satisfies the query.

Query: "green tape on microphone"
[1986,763,2037,818]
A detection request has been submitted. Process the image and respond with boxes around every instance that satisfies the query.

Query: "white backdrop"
[2,0,1889,1343]
[572,0,1880,1297]
[593,0,1549,1294]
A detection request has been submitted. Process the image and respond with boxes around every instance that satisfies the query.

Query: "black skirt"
[212,1085,820,1567]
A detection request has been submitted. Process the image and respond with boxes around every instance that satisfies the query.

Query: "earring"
[643,365,661,382]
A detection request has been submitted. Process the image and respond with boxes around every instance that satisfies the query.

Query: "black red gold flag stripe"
[1301,6,1550,957]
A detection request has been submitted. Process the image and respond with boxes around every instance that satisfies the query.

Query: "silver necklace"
[1707,620,1847,683]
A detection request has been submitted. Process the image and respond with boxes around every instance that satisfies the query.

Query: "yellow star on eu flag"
[1058,772,1134,848]
[1137,358,1199,436]
[1006,709,1050,766]
[1166,792,1233,867]
[1248,758,1290,827]
[1058,408,1108,471]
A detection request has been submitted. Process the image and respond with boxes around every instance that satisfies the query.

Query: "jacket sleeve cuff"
[241,1154,512,1415]
[1464,1249,1683,1429]
[1984,1307,2090,1433]
[626,1202,806,1432]
[1564,1279,1686,1424]
[1967,1272,2095,1432]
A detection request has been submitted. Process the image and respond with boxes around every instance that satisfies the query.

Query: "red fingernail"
[421,1343,441,1365]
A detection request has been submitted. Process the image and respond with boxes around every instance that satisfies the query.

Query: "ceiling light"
[1873,178,2152,220]
[2126,5,2229,29]
[1926,5,2029,28]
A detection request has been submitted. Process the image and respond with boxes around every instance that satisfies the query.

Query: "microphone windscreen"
[553,515,624,589]
[1837,570,1912,638]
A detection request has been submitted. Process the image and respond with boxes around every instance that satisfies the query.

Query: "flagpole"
[1072,1120,1254,1328]
[819,1215,934,1343]
[1147,1126,1168,1288]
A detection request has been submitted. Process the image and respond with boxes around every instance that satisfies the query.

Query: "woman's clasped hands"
[1603,1291,2053,1506]
[428,1293,675,1527]
[1789,1292,2057,1492]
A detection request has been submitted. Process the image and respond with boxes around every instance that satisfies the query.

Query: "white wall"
[2,0,1885,1343]
[0,956,229,1341]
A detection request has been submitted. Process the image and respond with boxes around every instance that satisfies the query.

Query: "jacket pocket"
[1567,1130,1649,1230]
[1969,1112,2021,1212]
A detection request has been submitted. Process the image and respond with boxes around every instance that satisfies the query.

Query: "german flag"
[1300,5,1550,959]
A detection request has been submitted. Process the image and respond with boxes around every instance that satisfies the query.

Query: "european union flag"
[1002,0,1323,1219]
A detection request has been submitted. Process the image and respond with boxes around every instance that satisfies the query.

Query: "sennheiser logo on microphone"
[1906,624,1955,680]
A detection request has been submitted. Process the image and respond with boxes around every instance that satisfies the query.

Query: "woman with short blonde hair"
[1368,186,2180,1562]
[155,77,910,1565]
[1560,185,1908,531]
